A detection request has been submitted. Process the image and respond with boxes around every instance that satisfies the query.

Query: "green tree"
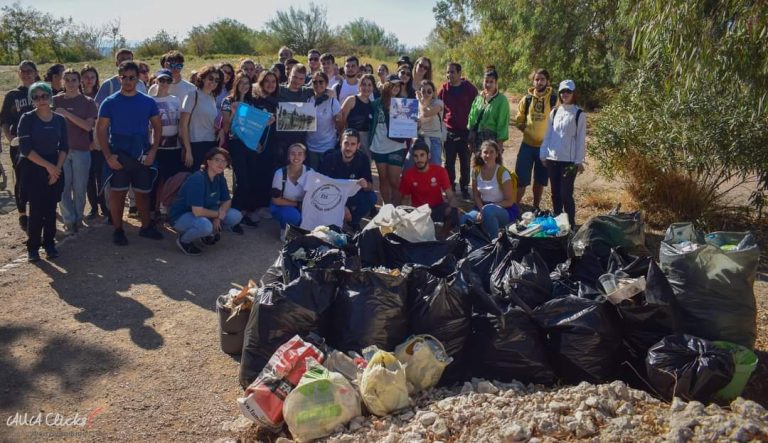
[341,18,403,55]
[209,19,256,54]
[265,3,334,54]
[184,25,213,57]
[136,30,181,58]
[1,2,41,63]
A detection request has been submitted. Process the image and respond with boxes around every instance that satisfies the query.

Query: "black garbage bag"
[659,222,759,349]
[329,268,409,353]
[491,250,553,312]
[260,256,284,287]
[406,256,472,383]
[356,229,466,268]
[239,270,339,388]
[569,211,649,285]
[459,232,523,295]
[646,334,735,403]
[614,261,681,362]
[448,220,492,255]
[509,230,572,272]
[550,261,579,298]
[607,248,653,278]
[532,295,624,384]
[470,307,556,385]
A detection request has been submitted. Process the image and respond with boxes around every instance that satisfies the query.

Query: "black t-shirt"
[319,149,372,183]
[17,111,69,159]
[0,86,33,137]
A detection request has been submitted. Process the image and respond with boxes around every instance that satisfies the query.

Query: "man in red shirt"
[398,139,459,237]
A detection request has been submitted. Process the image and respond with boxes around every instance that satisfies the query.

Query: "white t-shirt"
[306,96,341,153]
[181,89,218,143]
[153,95,181,149]
[271,165,309,202]
[148,79,196,101]
[337,79,359,104]
[419,98,445,138]
[476,165,512,204]
[300,170,360,230]
[370,108,405,154]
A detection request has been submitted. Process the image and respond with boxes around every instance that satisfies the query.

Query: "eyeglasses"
[206,76,220,83]
[64,77,79,83]
[210,157,228,164]
[169,63,183,70]
[418,64,430,70]
[120,75,137,81]
[560,89,573,94]
[158,78,172,84]
[32,94,50,101]
[398,71,411,77]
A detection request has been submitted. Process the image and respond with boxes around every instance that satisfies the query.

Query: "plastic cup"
[598,273,618,294]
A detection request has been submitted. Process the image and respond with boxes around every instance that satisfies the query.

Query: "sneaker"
[257,207,273,219]
[128,206,138,217]
[113,228,128,246]
[241,217,259,228]
[139,224,164,240]
[200,233,220,246]
[44,246,59,259]
[86,211,98,220]
[176,236,202,255]
[28,250,41,263]
[18,214,28,231]
[230,224,244,235]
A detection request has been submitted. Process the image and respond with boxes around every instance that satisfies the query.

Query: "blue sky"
[24,0,438,48]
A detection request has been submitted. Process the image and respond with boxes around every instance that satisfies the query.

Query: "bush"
[591,66,768,229]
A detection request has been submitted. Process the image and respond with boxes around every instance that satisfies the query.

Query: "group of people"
[0,45,586,262]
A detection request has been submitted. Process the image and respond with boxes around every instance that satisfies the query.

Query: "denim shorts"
[372,150,405,167]
[514,142,548,187]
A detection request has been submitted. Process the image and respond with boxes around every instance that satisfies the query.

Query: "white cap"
[558,79,576,92]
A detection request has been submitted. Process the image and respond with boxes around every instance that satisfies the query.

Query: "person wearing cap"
[16,82,68,262]
[396,56,412,68]
[319,128,377,231]
[53,68,98,234]
[1,60,39,231]
[270,143,311,241]
[467,65,510,149]
[514,68,557,209]
[540,79,586,227]
[148,50,196,101]
[150,68,184,216]
[398,138,459,238]
[439,62,478,200]
[369,77,408,204]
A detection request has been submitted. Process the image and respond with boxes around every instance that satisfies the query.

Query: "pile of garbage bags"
[222,213,759,439]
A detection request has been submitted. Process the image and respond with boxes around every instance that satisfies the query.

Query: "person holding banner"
[220,71,261,227]
[270,143,311,242]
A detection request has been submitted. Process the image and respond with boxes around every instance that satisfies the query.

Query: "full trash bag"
[509,229,571,272]
[359,348,411,416]
[281,234,355,283]
[355,229,465,268]
[459,232,523,296]
[238,335,324,430]
[330,268,409,353]
[261,256,285,287]
[646,334,735,403]
[448,220,492,255]
[469,307,556,385]
[394,335,453,393]
[569,211,649,285]
[239,270,339,388]
[491,250,553,312]
[659,222,759,349]
[283,358,361,442]
[532,295,624,384]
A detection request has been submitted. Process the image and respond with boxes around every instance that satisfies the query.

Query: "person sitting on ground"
[270,143,311,241]
[397,138,459,238]
[460,140,519,237]
[169,147,243,255]
[319,128,377,231]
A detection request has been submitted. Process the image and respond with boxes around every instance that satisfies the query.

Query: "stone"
[275,438,294,443]
[670,397,686,412]
[684,401,705,416]
[349,421,361,432]
[432,419,450,438]
[585,396,599,408]
[500,421,530,442]
[461,382,475,394]
[399,411,415,421]
[477,381,500,395]
[548,401,569,413]
[666,426,694,443]
[575,416,598,438]
[731,398,768,420]
[615,402,633,416]
[419,412,438,427]
[611,416,633,430]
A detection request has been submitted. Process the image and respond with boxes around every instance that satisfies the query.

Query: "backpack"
[279,165,312,197]
[522,92,558,129]
[472,164,515,189]
[551,106,583,125]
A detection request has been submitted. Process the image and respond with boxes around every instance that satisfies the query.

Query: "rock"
[382,432,398,443]
[684,401,705,416]
[731,398,768,420]
[615,402,633,416]
[548,401,569,413]
[670,397,686,412]
[338,436,356,443]
[437,399,453,410]
[399,411,415,421]
[500,421,530,442]
[575,416,598,438]
[220,415,253,432]
[419,412,438,427]
[349,421,361,432]
[477,381,499,395]
[275,438,294,443]
[609,380,630,400]
[585,396,599,408]
[612,416,633,430]
[373,420,387,431]
[666,425,693,443]
[432,419,450,438]
[461,382,475,394]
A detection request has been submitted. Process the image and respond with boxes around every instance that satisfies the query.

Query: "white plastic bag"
[395,335,453,393]
[359,349,411,416]
[363,204,436,242]
[283,358,361,442]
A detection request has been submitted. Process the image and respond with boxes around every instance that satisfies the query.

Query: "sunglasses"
[169,63,183,70]
[120,75,137,81]
[32,94,50,101]
[206,76,220,83]
[158,77,172,84]
[398,71,411,76]
[560,89,573,94]
[418,64,430,70]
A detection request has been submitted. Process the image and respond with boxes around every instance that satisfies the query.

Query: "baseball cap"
[396,56,412,67]
[387,74,402,84]
[155,69,172,80]
[558,79,576,92]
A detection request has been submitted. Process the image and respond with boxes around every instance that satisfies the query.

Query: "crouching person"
[169,147,243,255]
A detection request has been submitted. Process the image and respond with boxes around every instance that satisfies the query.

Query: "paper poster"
[231,103,272,151]
[277,102,317,132]
[388,98,418,139]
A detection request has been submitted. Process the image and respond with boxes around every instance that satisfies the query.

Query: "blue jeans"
[461,204,511,237]
[270,203,301,229]
[347,189,377,226]
[173,208,242,243]
[59,150,91,225]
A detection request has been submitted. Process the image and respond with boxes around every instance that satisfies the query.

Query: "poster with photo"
[388,98,419,139]
[277,102,317,132]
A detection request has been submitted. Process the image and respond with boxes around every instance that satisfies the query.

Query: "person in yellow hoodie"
[514,69,558,209]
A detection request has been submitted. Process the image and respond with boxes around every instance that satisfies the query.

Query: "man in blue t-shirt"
[318,128,377,230]
[96,61,163,246]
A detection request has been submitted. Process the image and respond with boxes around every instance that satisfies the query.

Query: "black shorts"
[108,152,157,193]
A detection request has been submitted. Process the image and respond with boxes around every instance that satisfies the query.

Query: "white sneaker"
[258,207,273,219]
[279,227,287,242]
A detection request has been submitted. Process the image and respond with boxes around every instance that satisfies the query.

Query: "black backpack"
[522,92,558,128]
[551,106,583,125]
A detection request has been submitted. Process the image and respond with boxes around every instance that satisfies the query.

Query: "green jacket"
[467,92,510,143]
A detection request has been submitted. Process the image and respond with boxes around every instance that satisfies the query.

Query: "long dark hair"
[80,64,100,97]
[255,71,279,98]
[227,71,255,105]
[380,81,399,112]
[220,62,235,93]
[473,140,503,168]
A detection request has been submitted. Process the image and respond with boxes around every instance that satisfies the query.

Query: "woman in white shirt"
[416,79,444,165]
[179,65,222,171]
[461,140,519,237]
[270,143,310,241]
[540,79,586,227]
